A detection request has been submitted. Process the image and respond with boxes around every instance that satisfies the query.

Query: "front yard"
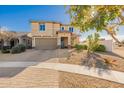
[59,71,124,88]
[58,47,124,88]
[59,49,124,72]
[0,48,123,88]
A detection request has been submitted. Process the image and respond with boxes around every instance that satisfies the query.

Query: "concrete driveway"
[0,49,70,72]
[0,49,69,87]
[0,49,56,62]
[0,49,69,62]
[0,49,70,70]
[0,49,61,77]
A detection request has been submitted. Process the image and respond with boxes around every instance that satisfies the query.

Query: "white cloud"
[0,26,9,32]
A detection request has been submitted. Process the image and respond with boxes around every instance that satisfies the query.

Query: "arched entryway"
[10,38,19,48]
[0,39,4,49]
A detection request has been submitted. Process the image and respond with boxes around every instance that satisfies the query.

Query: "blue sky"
[0,5,124,41]
[0,5,70,32]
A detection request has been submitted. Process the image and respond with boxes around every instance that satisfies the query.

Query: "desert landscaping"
[59,71,124,88]
[59,47,124,88]
[0,5,124,88]
[0,46,123,88]
[60,49,124,72]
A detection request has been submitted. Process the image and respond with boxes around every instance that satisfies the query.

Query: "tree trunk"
[105,29,122,45]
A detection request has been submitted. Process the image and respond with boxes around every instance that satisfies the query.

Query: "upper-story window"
[40,24,45,31]
[61,27,64,31]
[69,27,73,32]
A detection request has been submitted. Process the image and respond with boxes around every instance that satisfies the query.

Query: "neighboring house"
[29,20,79,49]
[0,31,32,48]
[16,32,32,48]
[0,39,4,49]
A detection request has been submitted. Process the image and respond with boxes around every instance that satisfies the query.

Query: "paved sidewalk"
[113,48,124,58]
[0,58,59,67]
[0,68,59,88]
[32,62,124,84]
[0,57,124,85]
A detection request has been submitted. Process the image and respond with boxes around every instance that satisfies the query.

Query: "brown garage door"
[35,38,57,49]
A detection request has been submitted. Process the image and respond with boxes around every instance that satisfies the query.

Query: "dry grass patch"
[59,71,124,88]
[59,50,124,72]
[59,50,85,65]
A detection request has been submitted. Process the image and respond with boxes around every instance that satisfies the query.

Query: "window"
[23,39,26,43]
[69,27,71,32]
[69,27,73,32]
[61,27,64,31]
[40,24,45,31]
[72,27,73,32]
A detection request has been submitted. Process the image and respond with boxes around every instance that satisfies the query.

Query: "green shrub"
[95,45,106,52]
[1,46,10,53]
[82,45,87,50]
[26,46,32,49]
[74,44,87,51]
[11,44,26,54]
[11,46,21,54]
[18,44,26,52]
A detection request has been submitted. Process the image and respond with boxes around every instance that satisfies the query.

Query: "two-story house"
[29,20,79,49]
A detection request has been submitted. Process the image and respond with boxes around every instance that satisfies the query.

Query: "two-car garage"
[35,38,57,50]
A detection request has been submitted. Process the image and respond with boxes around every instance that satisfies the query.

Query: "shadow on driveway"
[0,67,26,78]
[0,49,69,78]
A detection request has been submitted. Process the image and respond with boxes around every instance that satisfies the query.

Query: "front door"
[61,37,68,48]
[61,37,64,48]
[10,39,15,48]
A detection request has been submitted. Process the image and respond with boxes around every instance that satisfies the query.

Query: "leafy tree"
[87,33,100,56]
[0,27,16,46]
[81,33,117,68]
[122,40,124,44]
[81,33,100,68]
[67,5,124,45]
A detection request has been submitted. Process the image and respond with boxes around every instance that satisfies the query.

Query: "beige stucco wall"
[45,22,54,36]
[31,22,61,37]
[82,39,113,52]
[99,40,113,52]
[31,22,39,33]
[57,32,71,38]
[71,37,79,46]
[63,37,68,47]
[61,25,68,30]
[61,25,73,31]
[32,37,35,47]
[53,23,61,36]
[57,33,71,46]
